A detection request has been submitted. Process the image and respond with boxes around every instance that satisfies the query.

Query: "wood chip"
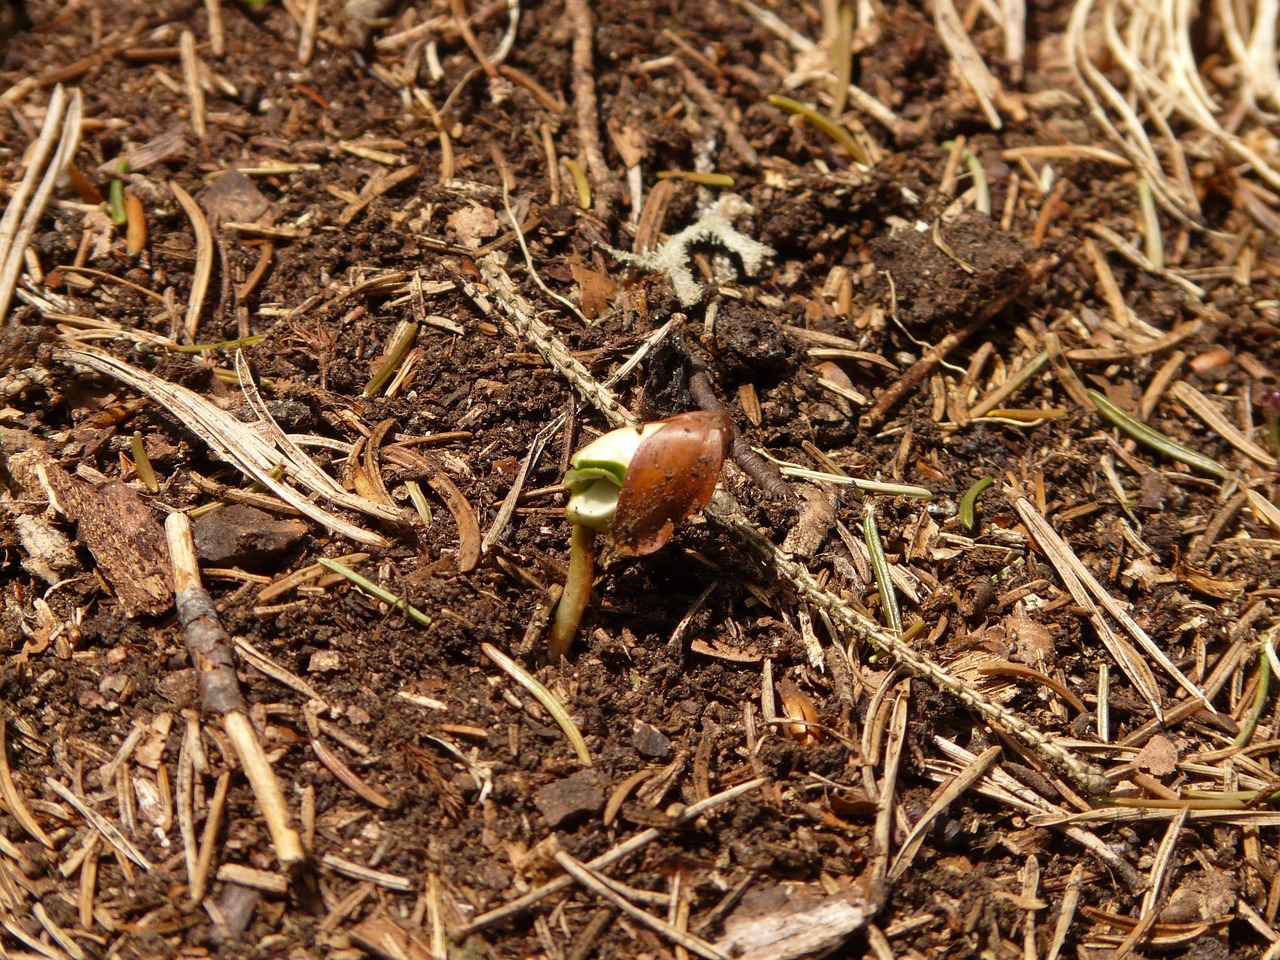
[9,449,172,617]
[321,854,415,892]
[216,863,290,895]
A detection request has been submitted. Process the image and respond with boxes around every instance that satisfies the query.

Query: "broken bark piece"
[349,913,435,960]
[6,506,79,585]
[533,770,604,828]
[192,504,308,567]
[715,882,873,960]
[9,449,171,616]
[631,722,671,760]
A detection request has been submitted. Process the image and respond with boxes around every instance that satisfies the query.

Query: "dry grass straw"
[551,841,729,960]
[1015,496,1209,715]
[56,346,400,547]
[933,0,1004,128]
[457,778,767,936]
[179,30,206,142]
[930,736,1144,890]
[1111,806,1188,957]
[170,181,213,342]
[729,0,901,137]
[0,86,82,324]
[1068,0,1280,235]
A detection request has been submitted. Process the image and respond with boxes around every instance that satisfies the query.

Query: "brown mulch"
[2,1,1280,958]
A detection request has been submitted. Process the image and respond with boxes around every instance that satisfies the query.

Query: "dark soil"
[2,1,1280,958]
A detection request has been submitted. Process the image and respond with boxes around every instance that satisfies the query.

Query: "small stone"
[632,721,671,760]
[199,168,271,223]
[308,650,343,674]
[533,770,604,828]
[447,205,499,248]
[99,673,134,702]
[346,704,372,724]
[192,504,308,568]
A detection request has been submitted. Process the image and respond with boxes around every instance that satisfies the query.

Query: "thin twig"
[1015,497,1210,714]
[191,770,231,904]
[1046,863,1084,960]
[0,720,52,847]
[550,842,730,960]
[204,0,225,57]
[166,512,306,869]
[298,0,320,65]
[565,0,611,214]
[482,643,592,765]
[46,778,153,871]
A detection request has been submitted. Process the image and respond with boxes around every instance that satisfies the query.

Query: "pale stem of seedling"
[548,523,597,660]
[546,414,728,660]
[546,423,643,659]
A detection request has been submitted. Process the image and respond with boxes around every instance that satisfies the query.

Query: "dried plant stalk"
[58,347,396,546]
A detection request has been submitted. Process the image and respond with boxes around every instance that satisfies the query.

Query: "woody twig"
[165,512,306,872]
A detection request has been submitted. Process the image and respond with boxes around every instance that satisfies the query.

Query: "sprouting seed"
[548,411,732,659]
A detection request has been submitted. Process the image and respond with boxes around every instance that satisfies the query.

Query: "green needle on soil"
[863,507,901,637]
[363,320,418,397]
[1235,630,1275,748]
[1087,388,1230,480]
[767,94,869,165]
[317,557,431,626]
[107,159,129,227]
[167,334,265,354]
[958,476,994,530]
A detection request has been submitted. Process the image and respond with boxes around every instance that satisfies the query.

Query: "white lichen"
[603,195,774,306]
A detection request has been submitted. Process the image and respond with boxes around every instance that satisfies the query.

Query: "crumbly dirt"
[2,1,1280,959]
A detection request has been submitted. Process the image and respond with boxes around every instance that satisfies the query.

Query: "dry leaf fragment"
[777,677,820,745]
[447,205,500,248]
[1134,734,1178,777]
[568,257,620,319]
